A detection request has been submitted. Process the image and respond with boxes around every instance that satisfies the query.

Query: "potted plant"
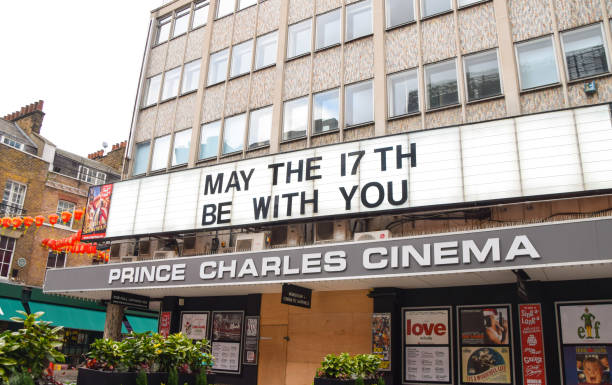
[314,353,384,385]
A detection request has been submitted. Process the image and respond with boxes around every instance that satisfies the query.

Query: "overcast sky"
[0,0,165,157]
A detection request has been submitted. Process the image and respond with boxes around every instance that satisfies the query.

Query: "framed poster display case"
[211,310,244,374]
[179,311,210,340]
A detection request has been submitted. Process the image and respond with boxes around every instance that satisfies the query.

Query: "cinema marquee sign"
[99,105,612,238]
[43,216,612,293]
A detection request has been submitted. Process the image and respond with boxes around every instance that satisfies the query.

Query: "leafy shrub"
[167,367,178,385]
[316,353,382,380]
[7,372,34,385]
[353,354,381,379]
[135,369,147,385]
[86,338,123,371]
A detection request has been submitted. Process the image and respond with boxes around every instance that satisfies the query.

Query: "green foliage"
[195,370,208,385]
[120,332,159,372]
[377,376,385,385]
[0,311,65,382]
[355,377,364,385]
[167,367,178,385]
[87,338,123,371]
[7,372,35,385]
[316,353,382,380]
[135,369,148,385]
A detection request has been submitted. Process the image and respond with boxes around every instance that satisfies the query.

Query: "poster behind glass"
[243,316,259,365]
[180,312,209,340]
[372,313,391,371]
[211,311,243,374]
[82,184,113,240]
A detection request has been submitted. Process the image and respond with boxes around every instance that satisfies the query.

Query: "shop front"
[44,215,612,385]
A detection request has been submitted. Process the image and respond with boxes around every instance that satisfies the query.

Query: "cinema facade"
[45,0,612,384]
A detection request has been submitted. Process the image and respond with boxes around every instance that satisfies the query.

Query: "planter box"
[77,368,215,385]
[314,378,380,385]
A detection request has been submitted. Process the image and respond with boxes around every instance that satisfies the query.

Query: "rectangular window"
[516,36,559,90]
[425,59,459,109]
[172,7,190,37]
[155,15,172,45]
[208,49,229,85]
[200,121,220,159]
[161,67,182,100]
[1,181,26,217]
[313,88,339,134]
[421,0,451,18]
[46,251,66,269]
[345,80,374,126]
[193,1,210,28]
[223,114,246,154]
[248,106,272,149]
[231,40,253,77]
[562,23,609,81]
[255,31,278,69]
[1,136,24,150]
[346,0,372,41]
[172,129,192,166]
[56,200,75,227]
[132,141,150,175]
[316,9,341,50]
[95,171,106,184]
[217,0,235,18]
[182,60,201,93]
[239,0,257,10]
[151,134,171,171]
[143,74,162,107]
[283,96,309,141]
[77,165,94,183]
[388,68,419,117]
[385,0,415,29]
[287,19,312,59]
[0,236,16,278]
[464,49,502,101]
[458,0,483,6]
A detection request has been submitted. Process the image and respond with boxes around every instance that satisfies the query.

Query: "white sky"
[0,0,165,157]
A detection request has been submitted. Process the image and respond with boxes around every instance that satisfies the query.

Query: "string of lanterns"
[0,209,84,233]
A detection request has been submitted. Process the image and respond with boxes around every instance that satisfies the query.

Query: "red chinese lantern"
[104,254,109,263]
[34,216,45,229]
[23,216,34,231]
[48,214,59,227]
[1,217,11,229]
[69,234,77,246]
[41,238,50,248]
[60,211,72,224]
[48,239,57,251]
[73,209,84,221]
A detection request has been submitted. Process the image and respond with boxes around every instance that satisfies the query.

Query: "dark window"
[47,251,66,269]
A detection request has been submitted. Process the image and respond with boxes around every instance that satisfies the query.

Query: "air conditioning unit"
[234,232,270,252]
[315,220,348,243]
[286,224,304,246]
[354,230,391,242]
[153,250,176,259]
[120,256,136,263]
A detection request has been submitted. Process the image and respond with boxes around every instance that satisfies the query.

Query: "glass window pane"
[193,2,209,28]
[516,36,559,90]
[200,121,220,159]
[316,9,341,49]
[156,16,171,44]
[255,31,278,69]
[562,24,609,81]
[287,19,312,59]
[173,8,190,37]
[143,74,162,107]
[346,0,372,41]
[223,114,246,154]
[388,69,419,117]
[161,67,181,100]
[426,60,458,109]
[133,142,150,175]
[208,49,229,85]
[172,129,192,166]
[464,50,502,101]
[231,40,253,77]
[239,0,257,9]
[217,0,235,18]
[345,80,373,126]
[151,135,171,170]
[313,88,339,134]
[248,106,272,149]
[386,0,414,28]
[458,0,481,6]
[283,97,308,140]
[421,0,451,17]
[182,60,201,93]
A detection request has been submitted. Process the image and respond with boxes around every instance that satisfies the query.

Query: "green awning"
[28,301,158,334]
[0,297,25,322]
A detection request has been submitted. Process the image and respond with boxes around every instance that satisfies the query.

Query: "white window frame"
[315,8,342,50]
[95,171,107,184]
[1,136,24,150]
[151,134,171,171]
[172,129,192,166]
[172,6,191,38]
[2,180,26,217]
[192,1,210,29]
[161,66,182,101]
[182,59,201,94]
[462,48,503,102]
[222,113,247,155]
[0,236,16,279]
[208,49,230,85]
[255,31,278,70]
[77,165,95,183]
[312,88,340,134]
[199,121,221,160]
[514,35,561,91]
[425,58,460,110]
[56,200,76,228]
[287,19,313,60]
[560,22,611,82]
[216,0,236,19]
[230,39,254,78]
[282,96,309,141]
[46,251,66,270]
[155,15,172,45]
[345,0,373,42]
[345,79,374,127]
[387,68,420,118]
[142,74,162,107]
[248,105,272,149]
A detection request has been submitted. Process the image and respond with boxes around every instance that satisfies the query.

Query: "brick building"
[43,1,612,385]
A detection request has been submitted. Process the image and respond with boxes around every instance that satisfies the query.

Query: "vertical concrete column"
[493,0,521,116]
[103,303,125,340]
[372,0,387,137]
[270,0,290,154]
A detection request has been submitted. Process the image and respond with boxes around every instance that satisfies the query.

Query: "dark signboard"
[282,284,312,308]
[111,291,150,311]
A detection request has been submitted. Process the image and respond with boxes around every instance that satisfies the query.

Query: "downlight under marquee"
[85,105,612,239]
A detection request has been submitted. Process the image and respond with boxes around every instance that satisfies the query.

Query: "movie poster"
[562,345,612,385]
[158,311,171,338]
[372,313,391,371]
[560,304,612,345]
[212,341,241,372]
[405,309,449,345]
[461,346,512,384]
[82,184,113,240]
[180,312,209,340]
[212,311,243,342]
[405,346,450,382]
[461,307,510,345]
[243,316,259,365]
[519,304,547,385]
